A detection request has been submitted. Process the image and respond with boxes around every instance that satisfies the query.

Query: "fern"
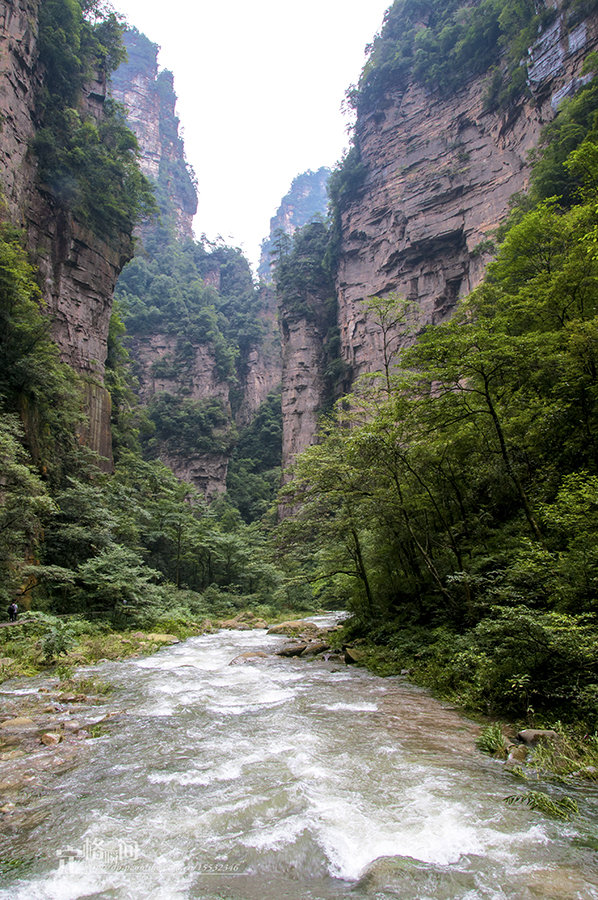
[504,790,579,821]
[476,723,506,757]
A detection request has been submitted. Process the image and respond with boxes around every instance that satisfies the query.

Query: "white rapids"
[1,617,597,899]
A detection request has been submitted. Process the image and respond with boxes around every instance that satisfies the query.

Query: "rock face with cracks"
[0,0,136,469]
[280,3,598,466]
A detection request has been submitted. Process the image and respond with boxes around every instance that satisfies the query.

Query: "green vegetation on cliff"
[329,0,597,244]
[276,78,598,730]
[351,0,561,113]
[34,1,155,238]
[258,167,331,282]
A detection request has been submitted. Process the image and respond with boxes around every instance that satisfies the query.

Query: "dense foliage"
[277,79,598,728]
[352,0,564,113]
[115,226,276,489]
[0,229,293,623]
[226,391,283,523]
[34,0,155,237]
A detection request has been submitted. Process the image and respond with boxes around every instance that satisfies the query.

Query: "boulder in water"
[229,652,268,665]
[300,641,330,657]
[267,620,320,638]
[40,732,62,746]
[276,642,309,657]
[506,744,528,764]
[344,646,365,665]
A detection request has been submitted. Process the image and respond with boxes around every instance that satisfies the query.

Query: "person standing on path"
[7,601,18,622]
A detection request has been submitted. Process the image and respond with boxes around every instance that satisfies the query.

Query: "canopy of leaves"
[227,392,283,523]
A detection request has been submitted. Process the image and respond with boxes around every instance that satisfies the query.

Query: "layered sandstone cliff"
[0,0,134,467]
[258,167,331,282]
[280,2,598,470]
[336,9,598,378]
[127,333,232,499]
[110,29,197,241]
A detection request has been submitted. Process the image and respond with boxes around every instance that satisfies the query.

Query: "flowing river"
[1,617,597,899]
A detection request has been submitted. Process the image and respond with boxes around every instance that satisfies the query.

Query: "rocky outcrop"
[128,334,230,407]
[0,0,135,470]
[160,450,229,500]
[111,29,197,240]
[258,167,330,282]
[127,333,232,498]
[279,3,598,464]
[280,305,329,471]
[336,6,598,380]
[236,284,281,428]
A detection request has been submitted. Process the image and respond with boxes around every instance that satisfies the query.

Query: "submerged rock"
[516,729,559,746]
[0,717,36,732]
[229,652,268,665]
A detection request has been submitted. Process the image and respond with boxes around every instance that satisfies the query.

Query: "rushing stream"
[1,616,597,899]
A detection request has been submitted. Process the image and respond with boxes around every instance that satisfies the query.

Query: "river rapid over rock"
[1,616,597,899]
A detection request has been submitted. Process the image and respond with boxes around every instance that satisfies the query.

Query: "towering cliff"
[111,35,286,502]
[0,0,141,468]
[110,28,197,241]
[279,0,598,470]
[336,1,598,378]
[258,167,331,282]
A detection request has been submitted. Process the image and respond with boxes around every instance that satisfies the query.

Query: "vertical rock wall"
[279,3,598,469]
[336,6,598,380]
[0,0,134,470]
[110,29,197,241]
[280,312,328,472]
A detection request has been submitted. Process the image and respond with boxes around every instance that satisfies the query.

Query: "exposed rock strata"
[129,334,230,407]
[258,167,330,282]
[236,284,282,428]
[111,30,197,241]
[336,7,598,380]
[0,0,134,469]
[280,4,598,467]
[128,333,232,498]
[280,305,329,471]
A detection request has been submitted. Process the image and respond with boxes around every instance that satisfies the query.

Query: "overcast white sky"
[112,0,391,269]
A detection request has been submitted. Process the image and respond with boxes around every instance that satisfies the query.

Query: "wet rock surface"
[0,684,118,836]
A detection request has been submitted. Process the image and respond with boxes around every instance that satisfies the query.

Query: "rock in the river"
[300,641,330,657]
[229,652,268,665]
[0,717,36,732]
[147,633,181,644]
[506,744,529,765]
[516,729,559,746]
[344,646,366,665]
[267,620,320,638]
[40,732,62,746]
[276,643,309,658]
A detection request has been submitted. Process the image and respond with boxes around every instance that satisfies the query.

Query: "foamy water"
[1,618,597,899]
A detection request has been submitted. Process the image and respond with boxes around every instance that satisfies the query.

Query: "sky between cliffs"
[113,0,391,270]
